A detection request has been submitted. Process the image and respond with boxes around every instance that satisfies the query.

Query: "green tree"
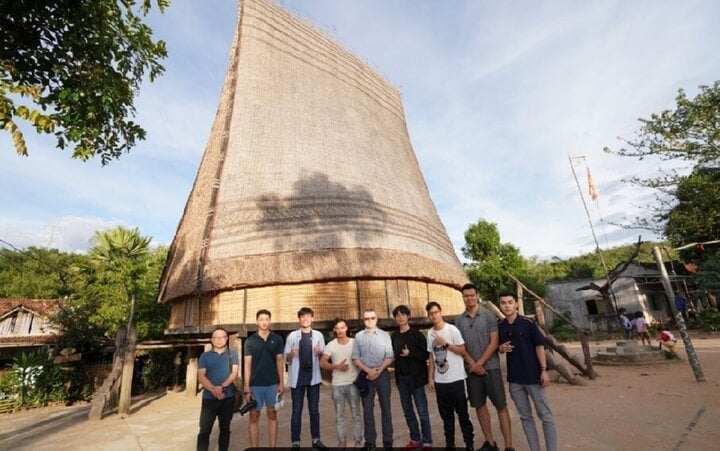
[605,81,720,240]
[462,219,525,301]
[664,167,720,255]
[0,0,168,163]
[73,226,168,340]
[0,246,87,298]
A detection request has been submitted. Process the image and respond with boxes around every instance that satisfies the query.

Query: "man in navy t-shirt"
[498,292,557,451]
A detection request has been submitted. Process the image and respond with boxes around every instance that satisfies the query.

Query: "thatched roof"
[158,0,467,304]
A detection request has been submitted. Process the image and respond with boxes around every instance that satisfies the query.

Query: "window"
[585,300,599,315]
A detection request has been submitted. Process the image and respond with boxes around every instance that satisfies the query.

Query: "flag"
[587,168,598,201]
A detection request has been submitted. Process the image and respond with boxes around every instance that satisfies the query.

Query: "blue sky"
[1,0,719,259]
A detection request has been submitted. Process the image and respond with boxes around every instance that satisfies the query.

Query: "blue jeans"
[397,374,432,444]
[197,397,234,451]
[509,383,557,451]
[361,370,393,447]
[291,383,321,443]
[332,384,363,443]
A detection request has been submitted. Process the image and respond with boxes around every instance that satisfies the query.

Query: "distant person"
[285,307,328,449]
[426,301,474,450]
[618,309,633,340]
[197,327,239,451]
[658,329,681,359]
[674,292,689,323]
[352,308,394,450]
[634,312,651,346]
[391,305,432,449]
[455,283,512,451]
[498,292,557,451]
[321,318,363,448]
[244,309,285,448]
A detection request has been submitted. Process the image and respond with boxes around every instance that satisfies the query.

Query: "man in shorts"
[243,309,285,448]
[455,283,513,451]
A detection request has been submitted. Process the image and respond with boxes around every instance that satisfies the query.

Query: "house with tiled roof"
[0,299,61,364]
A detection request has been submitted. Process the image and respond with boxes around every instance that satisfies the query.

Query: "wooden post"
[544,332,598,379]
[579,332,597,380]
[186,346,200,397]
[653,246,705,382]
[546,352,585,386]
[89,328,127,421]
[534,300,548,333]
[118,325,137,417]
[517,284,525,315]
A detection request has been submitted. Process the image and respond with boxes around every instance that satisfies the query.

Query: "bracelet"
[540,367,547,371]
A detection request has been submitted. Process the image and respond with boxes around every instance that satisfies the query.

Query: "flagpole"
[568,155,620,316]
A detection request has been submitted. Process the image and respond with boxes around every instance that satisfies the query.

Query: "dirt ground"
[1,333,719,450]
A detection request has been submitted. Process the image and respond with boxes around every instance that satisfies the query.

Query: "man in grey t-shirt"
[455,283,513,451]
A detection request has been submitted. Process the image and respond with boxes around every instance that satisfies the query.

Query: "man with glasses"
[426,301,474,450]
[197,327,239,451]
[285,307,328,449]
[244,309,285,448]
[352,308,394,450]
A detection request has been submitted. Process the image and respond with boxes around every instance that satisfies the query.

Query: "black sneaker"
[291,445,300,449]
[478,442,499,451]
[363,444,377,451]
[313,440,329,449]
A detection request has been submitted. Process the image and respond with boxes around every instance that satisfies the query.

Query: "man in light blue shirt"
[352,308,394,450]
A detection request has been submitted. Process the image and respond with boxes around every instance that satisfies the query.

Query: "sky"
[1,0,719,260]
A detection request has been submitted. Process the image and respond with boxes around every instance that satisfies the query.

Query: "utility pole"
[652,246,705,382]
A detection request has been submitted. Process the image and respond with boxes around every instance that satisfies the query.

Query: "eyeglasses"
[363,316,377,321]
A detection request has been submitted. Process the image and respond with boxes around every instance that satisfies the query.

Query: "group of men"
[197,283,557,451]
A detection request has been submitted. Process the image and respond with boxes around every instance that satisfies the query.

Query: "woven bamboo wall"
[168,279,464,331]
[159,0,469,331]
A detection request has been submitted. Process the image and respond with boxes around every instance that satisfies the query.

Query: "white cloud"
[1,0,718,262]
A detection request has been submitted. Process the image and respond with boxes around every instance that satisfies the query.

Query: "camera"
[238,398,257,416]
[303,361,312,372]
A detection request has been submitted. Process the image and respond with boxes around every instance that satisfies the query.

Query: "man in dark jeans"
[391,305,432,449]
[197,327,239,451]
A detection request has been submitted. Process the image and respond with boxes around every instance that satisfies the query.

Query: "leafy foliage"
[72,226,169,341]
[0,0,169,163]
[664,167,720,258]
[605,81,720,246]
[4,351,89,407]
[462,219,526,301]
[0,246,86,298]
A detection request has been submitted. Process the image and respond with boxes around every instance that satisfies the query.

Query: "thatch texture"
[159,0,467,330]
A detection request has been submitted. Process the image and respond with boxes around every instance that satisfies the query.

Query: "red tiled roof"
[0,298,62,318]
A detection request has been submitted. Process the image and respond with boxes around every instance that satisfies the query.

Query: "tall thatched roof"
[158,0,467,329]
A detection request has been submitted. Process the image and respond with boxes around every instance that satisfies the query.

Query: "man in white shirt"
[321,318,363,448]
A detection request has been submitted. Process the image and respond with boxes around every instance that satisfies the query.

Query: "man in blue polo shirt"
[497,292,557,451]
[197,327,239,451]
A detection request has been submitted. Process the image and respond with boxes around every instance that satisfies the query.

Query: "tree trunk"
[118,325,137,417]
[544,333,597,379]
[546,352,585,386]
[89,328,127,420]
[580,333,597,380]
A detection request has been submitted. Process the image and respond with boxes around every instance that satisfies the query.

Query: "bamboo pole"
[546,352,585,386]
[653,246,705,382]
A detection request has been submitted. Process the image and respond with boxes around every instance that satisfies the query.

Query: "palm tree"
[88,226,151,331]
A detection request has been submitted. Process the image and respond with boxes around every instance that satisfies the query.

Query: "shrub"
[699,309,720,332]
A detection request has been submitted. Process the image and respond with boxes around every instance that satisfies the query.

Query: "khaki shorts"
[466,369,507,410]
